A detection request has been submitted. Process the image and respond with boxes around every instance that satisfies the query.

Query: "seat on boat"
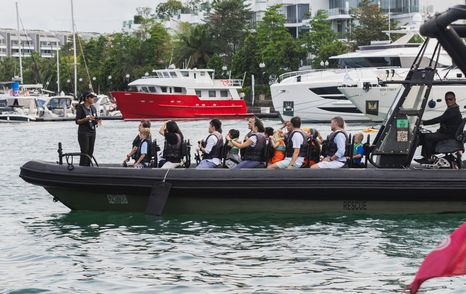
[434,118,466,154]
[433,118,466,168]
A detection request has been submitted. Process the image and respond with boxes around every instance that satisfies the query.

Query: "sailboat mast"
[71,0,77,99]
[56,47,60,93]
[15,2,23,84]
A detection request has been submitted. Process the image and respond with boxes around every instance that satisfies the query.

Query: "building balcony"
[327,8,351,20]
[270,0,309,6]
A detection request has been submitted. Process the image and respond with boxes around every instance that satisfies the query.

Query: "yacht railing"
[213,79,243,87]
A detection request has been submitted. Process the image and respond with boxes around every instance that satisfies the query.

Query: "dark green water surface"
[1,120,465,293]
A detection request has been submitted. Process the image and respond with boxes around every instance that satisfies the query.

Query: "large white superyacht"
[270,32,452,122]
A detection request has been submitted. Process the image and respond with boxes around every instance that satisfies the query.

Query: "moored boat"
[111,67,250,120]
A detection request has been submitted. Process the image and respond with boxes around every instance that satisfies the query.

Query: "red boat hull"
[112,92,251,120]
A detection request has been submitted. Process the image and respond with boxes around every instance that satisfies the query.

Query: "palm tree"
[174,24,215,68]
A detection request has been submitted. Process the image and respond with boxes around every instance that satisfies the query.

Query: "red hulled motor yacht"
[112,67,250,120]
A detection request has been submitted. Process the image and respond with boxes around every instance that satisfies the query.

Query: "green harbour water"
[1,119,466,293]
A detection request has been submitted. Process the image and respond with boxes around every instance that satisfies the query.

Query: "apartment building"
[0,28,100,59]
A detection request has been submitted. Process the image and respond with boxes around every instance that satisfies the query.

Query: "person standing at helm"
[75,91,101,166]
[196,119,224,169]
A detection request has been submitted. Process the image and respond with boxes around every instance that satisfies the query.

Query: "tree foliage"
[350,0,396,47]
[174,23,215,69]
[256,5,306,81]
[207,0,252,59]
[305,10,347,68]
[156,0,184,20]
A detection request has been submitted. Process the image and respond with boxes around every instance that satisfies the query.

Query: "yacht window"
[220,90,228,97]
[174,87,183,93]
[195,90,202,97]
[161,87,167,93]
[148,87,157,93]
[209,90,216,97]
[157,72,163,78]
[142,87,149,93]
[169,87,173,93]
[169,72,177,78]
[200,71,206,76]
[194,73,197,79]
[181,71,189,77]
[337,57,401,68]
[129,86,138,92]
[163,72,170,78]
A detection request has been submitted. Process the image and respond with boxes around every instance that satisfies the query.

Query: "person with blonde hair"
[133,127,152,168]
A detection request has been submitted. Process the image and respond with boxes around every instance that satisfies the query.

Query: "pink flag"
[409,222,466,294]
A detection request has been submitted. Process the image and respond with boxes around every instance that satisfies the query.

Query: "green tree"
[174,23,215,68]
[350,0,396,47]
[256,5,306,81]
[156,0,184,20]
[206,54,227,78]
[206,0,252,59]
[305,10,347,68]
[231,32,259,86]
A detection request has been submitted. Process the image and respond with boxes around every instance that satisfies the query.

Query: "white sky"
[0,0,159,33]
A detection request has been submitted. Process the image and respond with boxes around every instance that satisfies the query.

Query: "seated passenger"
[123,120,151,166]
[133,128,151,168]
[158,120,184,169]
[414,91,462,164]
[311,116,347,169]
[268,116,308,169]
[196,119,224,169]
[228,119,266,169]
[224,129,241,169]
[269,129,286,164]
[347,132,364,167]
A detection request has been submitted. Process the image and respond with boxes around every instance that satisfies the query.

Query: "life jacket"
[136,138,152,164]
[162,133,183,163]
[243,132,266,161]
[285,130,309,158]
[201,131,223,159]
[321,130,348,158]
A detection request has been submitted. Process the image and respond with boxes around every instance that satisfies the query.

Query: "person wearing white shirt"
[196,119,224,169]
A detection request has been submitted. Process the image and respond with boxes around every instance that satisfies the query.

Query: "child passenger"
[133,128,151,168]
[269,129,286,164]
[225,129,241,168]
[348,132,364,167]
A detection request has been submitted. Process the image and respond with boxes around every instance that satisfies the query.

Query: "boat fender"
[145,170,172,216]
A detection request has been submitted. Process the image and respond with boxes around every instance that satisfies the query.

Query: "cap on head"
[82,91,97,100]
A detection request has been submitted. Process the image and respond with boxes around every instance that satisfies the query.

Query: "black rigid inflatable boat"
[19,160,466,214]
[19,5,466,215]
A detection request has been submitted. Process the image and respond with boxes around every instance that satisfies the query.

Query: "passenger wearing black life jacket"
[196,119,224,169]
[268,116,308,169]
[133,127,152,168]
[158,120,184,169]
[227,118,266,169]
[311,116,347,169]
[75,92,101,166]
[124,120,151,165]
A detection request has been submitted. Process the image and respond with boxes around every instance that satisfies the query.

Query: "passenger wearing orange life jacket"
[196,119,224,169]
[268,116,308,169]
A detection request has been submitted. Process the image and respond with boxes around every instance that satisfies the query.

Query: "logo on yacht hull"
[283,101,294,116]
[366,100,379,116]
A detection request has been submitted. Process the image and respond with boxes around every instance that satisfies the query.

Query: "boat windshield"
[335,57,401,68]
